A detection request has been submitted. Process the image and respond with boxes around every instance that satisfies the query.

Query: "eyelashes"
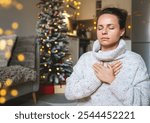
[97,25,115,30]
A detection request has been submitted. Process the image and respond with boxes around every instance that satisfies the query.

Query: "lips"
[101,37,109,40]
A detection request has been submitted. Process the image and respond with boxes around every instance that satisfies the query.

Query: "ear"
[120,28,125,37]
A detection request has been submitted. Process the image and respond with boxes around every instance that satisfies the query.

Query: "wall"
[77,0,96,20]
[77,0,131,20]
[132,0,150,76]
[0,0,39,36]
[102,0,131,15]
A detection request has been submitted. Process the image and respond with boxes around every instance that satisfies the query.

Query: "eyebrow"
[98,24,115,27]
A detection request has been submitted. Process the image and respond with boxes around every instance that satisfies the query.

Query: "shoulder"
[125,50,146,66]
[78,51,93,61]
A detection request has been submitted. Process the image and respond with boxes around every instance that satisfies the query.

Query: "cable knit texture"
[65,39,150,106]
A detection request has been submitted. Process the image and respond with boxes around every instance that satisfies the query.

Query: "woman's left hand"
[92,62,115,84]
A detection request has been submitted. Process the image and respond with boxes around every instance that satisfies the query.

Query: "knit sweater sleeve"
[110,56,150,106]
[65,53,102,100]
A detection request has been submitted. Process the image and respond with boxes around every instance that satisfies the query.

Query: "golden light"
[42,75,46,79]
[40,48,43,52]
[74,1,78,6]
[5,51,11,59]
[11,22,19,30]
[0,97,6,104]
[55,29,58,32]
[128,25,131,29]
[76,12,80,16]
[0,28,4,35]
[0,0,23,10]
[16,3,23,10]
[7,39,13,46]
[0,83,2,88]
[17,53,25,62]
[94,26,97,30]
[64,0,81,18]
[66,4,69,8]
[0,89,7,96]
[94,21,96,25]
[49,69,52,72]
[44,64,47,67]
[0,39,6,50]
[77,6,80,9]
[48,50,51,54]
[55,50,58,53]
[10,89,18,97]
[5,29,13,35]
[0,0,12,8]
[5,79,12,87]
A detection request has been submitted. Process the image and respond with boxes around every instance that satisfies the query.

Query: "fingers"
[114,69,120,75]
[113,64,122,74]
[93,61,122,76]
[111,61,122,75]
[111,61,122,69]
[93,62,104,73]
[93,63,101,73]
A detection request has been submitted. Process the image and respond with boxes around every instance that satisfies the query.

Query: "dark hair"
[97,7,128,29]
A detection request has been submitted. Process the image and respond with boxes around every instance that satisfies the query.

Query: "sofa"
[0,35,40,104]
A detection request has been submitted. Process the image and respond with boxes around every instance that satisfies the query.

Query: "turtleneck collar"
[92,39,126,62]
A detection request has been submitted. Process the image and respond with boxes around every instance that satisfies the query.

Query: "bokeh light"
[0,39,6,50]
[5,79,12,87]
[16,3,23,10]
[5,51,11,59]
[0,97,6,104]
[11,22,19,30]
[0,89,7,96]
[7,39,13,46]
[0,28,4,35]
[17,53,25,62]
[10,89,18,97]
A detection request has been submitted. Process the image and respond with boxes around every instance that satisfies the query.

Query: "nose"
[102,28,108,34]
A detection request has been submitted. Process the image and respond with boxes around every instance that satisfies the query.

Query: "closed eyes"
[97,25,115,30]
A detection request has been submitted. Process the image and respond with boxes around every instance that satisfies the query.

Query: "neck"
[101,42,119,51]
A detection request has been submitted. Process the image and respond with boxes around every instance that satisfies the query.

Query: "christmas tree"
[36,0,73,85]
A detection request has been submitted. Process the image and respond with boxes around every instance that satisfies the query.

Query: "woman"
[65,7,150,106]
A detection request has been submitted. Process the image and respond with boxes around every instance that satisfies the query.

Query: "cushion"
[9,36,36,69]
[0,34,17,67]
[0,65,36,86]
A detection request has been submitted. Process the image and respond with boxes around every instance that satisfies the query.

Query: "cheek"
[97,31,102,38]
[110,31,122,38]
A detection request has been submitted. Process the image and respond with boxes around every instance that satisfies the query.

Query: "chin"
[100,41,110,46]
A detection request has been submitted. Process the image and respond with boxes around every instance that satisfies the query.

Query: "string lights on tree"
[36,0,73,85]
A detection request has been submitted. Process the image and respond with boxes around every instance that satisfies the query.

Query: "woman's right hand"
[110,61,122,76]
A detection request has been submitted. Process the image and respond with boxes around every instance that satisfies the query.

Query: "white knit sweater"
[65,39,150,106]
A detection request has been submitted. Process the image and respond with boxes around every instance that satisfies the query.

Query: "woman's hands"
[92,61,122,84]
